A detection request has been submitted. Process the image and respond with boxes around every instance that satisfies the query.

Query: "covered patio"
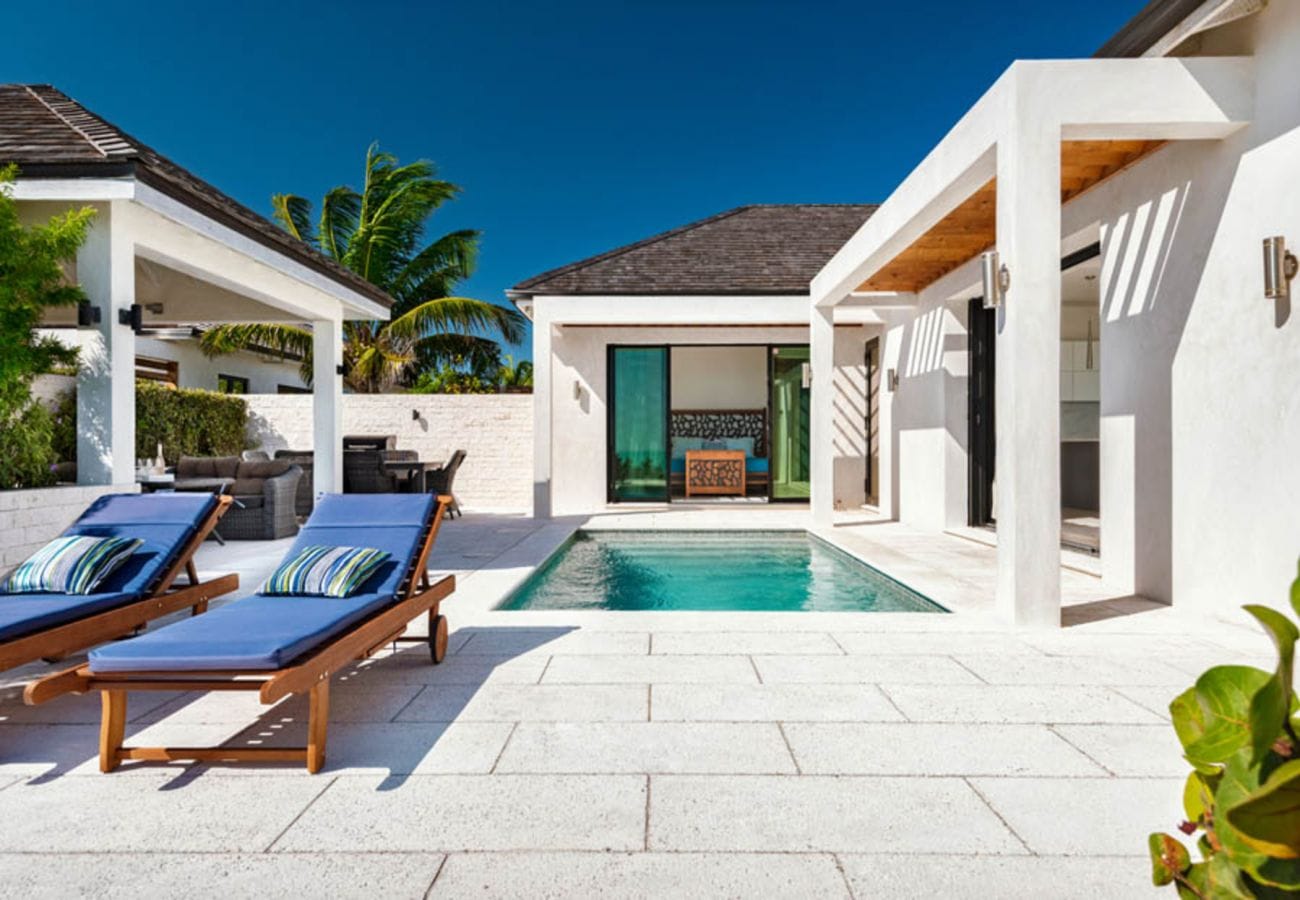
[3,84,390,499]
[809,57,1253,627]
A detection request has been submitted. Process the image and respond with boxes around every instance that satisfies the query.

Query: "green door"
[770,346,811,500]
[608,346,669,502]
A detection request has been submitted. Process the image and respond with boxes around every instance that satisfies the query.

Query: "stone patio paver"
[649,775,1027,853]
[396,683,649,722]
[837,854,1154,899]
[883,684,1165,723]
[753,653,982,684]
[495,722,797,774]
[784,723,1106,776]
[650,683,904,722]
[431,851,850,899]
[541,654,759,684]
[272,774,648,852]
[650,631,843,655]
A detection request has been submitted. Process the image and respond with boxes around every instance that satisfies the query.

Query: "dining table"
[380,459,444,493]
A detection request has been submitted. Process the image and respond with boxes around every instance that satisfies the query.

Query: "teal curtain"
[611,347,668,501]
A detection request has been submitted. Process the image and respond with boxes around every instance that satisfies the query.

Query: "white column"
[1097,221,1137,596]
[312,316,344,496]
[76,201,136,486]
[994,120,1062,628]
[531,316,553,518]
[810,304,835,525]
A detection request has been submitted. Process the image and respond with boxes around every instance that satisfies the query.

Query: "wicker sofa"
[174,456,302,540]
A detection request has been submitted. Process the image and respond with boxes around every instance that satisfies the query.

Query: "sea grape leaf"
[1244,605,1298,764]
[1224,759,1300,860]
[1290,560,1300,618]
[1181,854,1252,900]
[1184,666,1272,767]
[1217,753,1300,889]
[1183,771,1213,824]
[1150,832,1192,886]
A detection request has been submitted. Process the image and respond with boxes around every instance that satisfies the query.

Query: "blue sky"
[6,0,1145,359]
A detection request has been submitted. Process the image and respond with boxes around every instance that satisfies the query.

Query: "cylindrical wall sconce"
[981,250,1010,310]
[1263,236,1297,301]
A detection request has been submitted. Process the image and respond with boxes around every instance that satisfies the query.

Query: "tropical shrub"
[52,383,249,466]
[0,164,94,488]
[1149,564,1300,898]
[135,381,249,463]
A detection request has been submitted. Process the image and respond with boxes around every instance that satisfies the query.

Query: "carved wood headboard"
[669,408,767,457]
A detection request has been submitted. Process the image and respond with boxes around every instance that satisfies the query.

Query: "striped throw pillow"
[262,546,390,598]
[4,535,143,595]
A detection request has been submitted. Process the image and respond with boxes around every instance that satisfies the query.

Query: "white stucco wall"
[243,393,532,511]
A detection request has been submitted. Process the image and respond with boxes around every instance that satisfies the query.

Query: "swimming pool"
[498,531,945,613]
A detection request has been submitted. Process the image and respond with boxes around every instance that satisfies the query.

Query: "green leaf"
[1172,686,1209,750]
[1184,666,1273,766]
[1244,604,1299,764]
[1181,855,1252,899]
[1290,558,1300,619]
[1217,753,1300,889]
[1151,832,1192,886]
[1224,758,1300,861]
[1183,771,1214,824]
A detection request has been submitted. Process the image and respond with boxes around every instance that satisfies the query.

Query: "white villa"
[514,0,1300,626]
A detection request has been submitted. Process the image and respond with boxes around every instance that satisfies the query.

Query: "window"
[276,384,311,394]
[217,374,250,394]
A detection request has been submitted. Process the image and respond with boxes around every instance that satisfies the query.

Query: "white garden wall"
[244,394,533,512]
[0,483,140,568]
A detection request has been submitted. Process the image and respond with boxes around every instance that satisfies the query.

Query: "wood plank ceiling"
[856,140,1163,292]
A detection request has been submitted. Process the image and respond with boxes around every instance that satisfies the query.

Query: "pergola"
[2,85,392,498]
[809,57,1253,626]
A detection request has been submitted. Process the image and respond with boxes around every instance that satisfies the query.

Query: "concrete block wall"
[0,483,140,568]
[244,394,533,512]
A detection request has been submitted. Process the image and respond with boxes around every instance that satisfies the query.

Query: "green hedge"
[51,381,249,466]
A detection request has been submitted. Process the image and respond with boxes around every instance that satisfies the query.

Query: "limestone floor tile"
[1019,633,1220,657]
[455,629,649,656]
[650,631,842,655]
[431,851,850,899]
[832,632,1043,656]
[649,775,1025,853]
[753,655,980,685]
[396,683,648,722]
[1052,724,1188,776]
[784,723,1105,776]
[173,722,513,777]
[0,722,250,777]
[651,683,903,722]
[273,774,647,852]
[495,722,796,774]
[953,655,1191,686]
[838,853,1154,899]
[140,682,424,725]
[542,655,758,685]
[970,776,1184,855]
[0,774,327,851]
[354,653,550,685]
[884,684,1163,724]
[0,688,182,725]
[1108,685,1175,720]
[0,851,444,899]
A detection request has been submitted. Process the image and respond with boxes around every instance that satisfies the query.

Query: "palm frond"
[319,186,361,263]
[271,194,315,245]
[391,229,480,312]
[198,323,313,360]
[389,296,527,346]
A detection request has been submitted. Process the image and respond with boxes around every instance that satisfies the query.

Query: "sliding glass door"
[608,346,669,502]
[770,346,811,500]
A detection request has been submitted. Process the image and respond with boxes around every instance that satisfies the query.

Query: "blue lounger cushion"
[0,493,216,643]
[89,493,436,672]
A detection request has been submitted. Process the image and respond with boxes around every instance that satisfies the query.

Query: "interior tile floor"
[0,508,1270,898]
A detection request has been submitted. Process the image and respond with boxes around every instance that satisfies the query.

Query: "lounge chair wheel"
[430,614,448,664]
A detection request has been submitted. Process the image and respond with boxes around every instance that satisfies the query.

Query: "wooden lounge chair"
[27,493,455,774]
[0,493,236,674]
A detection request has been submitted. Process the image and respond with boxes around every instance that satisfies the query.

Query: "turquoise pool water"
[499,531,945,613]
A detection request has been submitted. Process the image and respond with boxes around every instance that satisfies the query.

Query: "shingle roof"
[511,203,878,297]
[1095,0,1206,58]
[0,84,393,309]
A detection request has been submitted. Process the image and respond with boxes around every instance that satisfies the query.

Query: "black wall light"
[117,303,143,332]
[76,301,101,328]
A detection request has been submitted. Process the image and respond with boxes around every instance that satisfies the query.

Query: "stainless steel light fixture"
[1263,236,1297,300]
[981,251,1011,310]
[887,368,899,391]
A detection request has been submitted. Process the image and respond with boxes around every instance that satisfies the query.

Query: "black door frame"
[863,337,879,503]
[606,344,671,504]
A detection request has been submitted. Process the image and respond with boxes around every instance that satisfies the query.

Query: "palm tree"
[497,356,533,392]
[200,144,524,393]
